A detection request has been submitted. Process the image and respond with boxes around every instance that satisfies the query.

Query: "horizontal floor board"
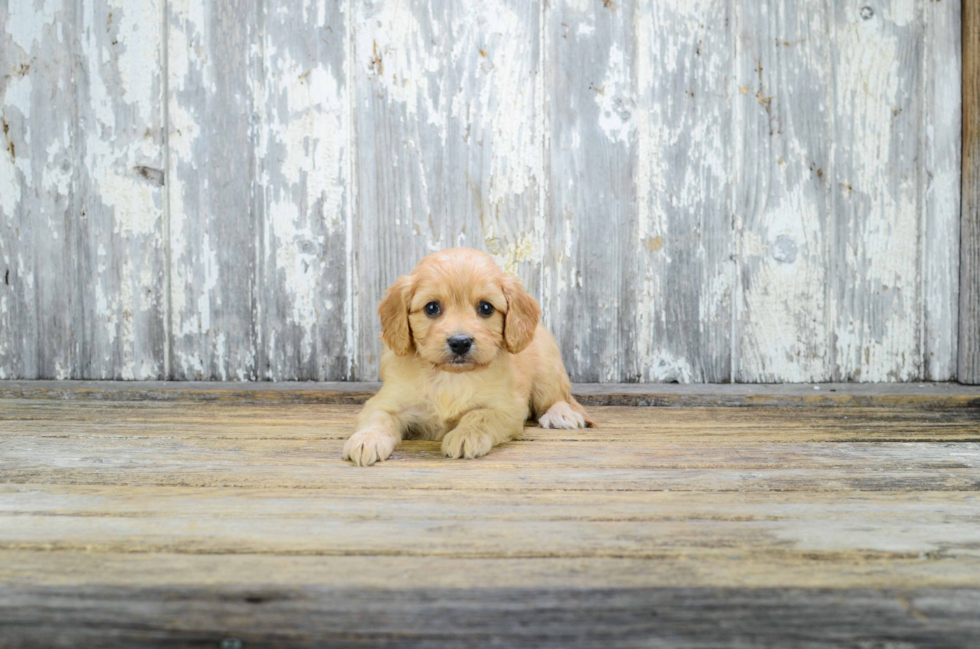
[2,584,978,649]
[2,381,979,407]
[3,389,979,645]
[2,403,977,443]
[3,550,979,590]
[1,486,978,559]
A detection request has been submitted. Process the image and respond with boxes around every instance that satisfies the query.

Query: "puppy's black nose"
[447,335,473,355]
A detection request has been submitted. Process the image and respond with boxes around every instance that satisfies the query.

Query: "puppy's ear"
[502,275,541,354]
[379,276,414,356]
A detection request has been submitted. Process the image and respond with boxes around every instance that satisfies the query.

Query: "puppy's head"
[378,248,540,372]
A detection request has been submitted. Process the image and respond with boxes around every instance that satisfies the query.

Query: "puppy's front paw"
[442,428,494,459]
[538,401,587,429]
[343,429,395,466]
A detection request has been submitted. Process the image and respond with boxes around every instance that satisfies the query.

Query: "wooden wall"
[0,0,963,383]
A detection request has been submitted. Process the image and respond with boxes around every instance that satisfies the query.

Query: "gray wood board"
[1,586,978,648]
[961,1,980,384]
[0,380,977,407]
[0,1,77,379]
[166,0,259,380]
[75,0,168,380]
[0,0,965,383]
[634,0,734,383]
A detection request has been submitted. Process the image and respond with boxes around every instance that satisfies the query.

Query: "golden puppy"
[343,248,593,466]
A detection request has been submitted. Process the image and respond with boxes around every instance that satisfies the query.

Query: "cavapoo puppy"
[343,247,593,466]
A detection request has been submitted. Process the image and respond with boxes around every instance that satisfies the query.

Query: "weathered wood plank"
[0,1,969,384]
[353,0,541,379]
[543,0,636,382]
[257,0,350,381]
[922,0,961,380]
[3,550,979,590]
[3,402,978,441]
[74,0,168,379]
[2,393,979,645]
[832,1,925,381]
[0,1,75,379]
[3,485,979,560]
[2,380,978,407]
[166,0,259,380]
[734,0,833,382]
[962,0,980,384]
[2,401,977,493]
[0,585,976,649]
[633,0,733,382]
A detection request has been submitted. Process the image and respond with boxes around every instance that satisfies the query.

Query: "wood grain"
[1,392,979,645]
[75,0,168,379]
[633,0,733,382]
[544,0,636,383]
[0,1,968,383]
[2,379,979,407]
[734,0,833,382]
[257,0,351,381]
[832,1,931,381]
[923,0,962,380]
[167,0,259,380]
[2,584,977,648]
[962,0,980,383]
[0,0,75,379]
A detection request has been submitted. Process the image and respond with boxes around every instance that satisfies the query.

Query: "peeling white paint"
[595,42,634,144]
[835,10,919,381]
[6,0,60,52]
[0,0,963,383]
[260,41,346,357]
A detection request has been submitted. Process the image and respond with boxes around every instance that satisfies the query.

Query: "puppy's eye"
[477,301,495,318]
[424,301,442,317]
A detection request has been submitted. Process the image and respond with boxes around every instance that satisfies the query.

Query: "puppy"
[343,248,593,466]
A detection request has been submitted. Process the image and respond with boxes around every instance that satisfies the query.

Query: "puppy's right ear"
[379,276,414,356]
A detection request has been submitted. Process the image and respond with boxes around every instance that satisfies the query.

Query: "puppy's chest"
[421,374,485,423]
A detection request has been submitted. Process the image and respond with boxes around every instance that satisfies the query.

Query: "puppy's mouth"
[435,354,489,372]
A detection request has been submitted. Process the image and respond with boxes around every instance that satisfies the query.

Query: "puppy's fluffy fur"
[344,248,592,466]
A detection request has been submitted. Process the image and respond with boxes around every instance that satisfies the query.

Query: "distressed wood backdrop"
[0,0,964,382]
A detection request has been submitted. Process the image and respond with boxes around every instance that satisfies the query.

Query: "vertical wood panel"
[832,0,924,382]
[734,0,834,382]
[257,0,350,380]
[922,0,961,381]
[0,0,75,379]
[74,0,167,379]
[353,0,541,380]
[961,0,980,384]
[544,0,636,383]
[634,0,734,383]
[0,0,967,383]
[167,0,258,380]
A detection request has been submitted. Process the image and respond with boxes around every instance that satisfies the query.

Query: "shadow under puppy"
[344,248,593,466]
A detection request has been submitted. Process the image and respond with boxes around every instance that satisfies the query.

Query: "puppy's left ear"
[502,275,541,354]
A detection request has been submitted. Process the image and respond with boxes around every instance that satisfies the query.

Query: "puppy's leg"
[538,399,594,429]
[530,364,594,429]
[442,409,523,460]
[343,396,404,467]
[525,328,594,429]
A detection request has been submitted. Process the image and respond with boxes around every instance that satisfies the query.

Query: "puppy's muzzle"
[447,334,474,359]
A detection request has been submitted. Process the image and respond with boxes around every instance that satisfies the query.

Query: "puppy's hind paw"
[538,401,587,429]
[343,428,396,466]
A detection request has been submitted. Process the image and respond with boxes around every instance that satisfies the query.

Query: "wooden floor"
[1,383,979,648]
